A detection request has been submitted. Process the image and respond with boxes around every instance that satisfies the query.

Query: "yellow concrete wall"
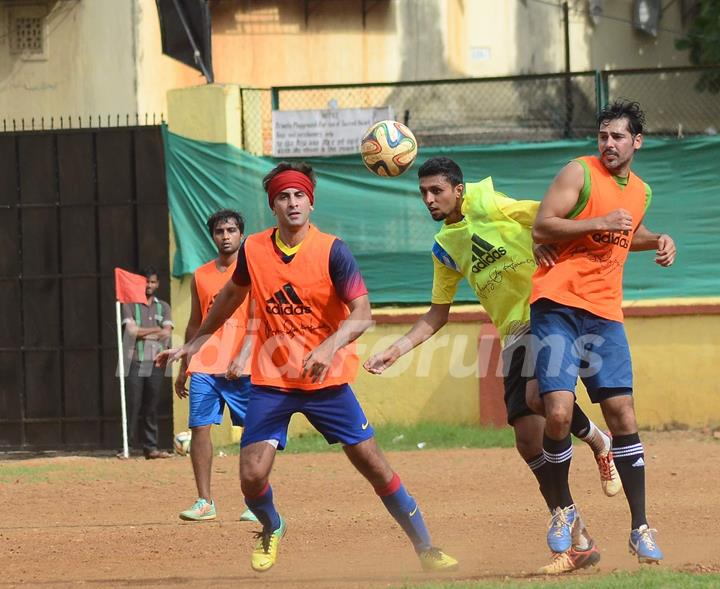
[579,312,720,430]
[168,287,720,445]
[358,307,720,433]
[356,305,720,432]
[287,319,482,439]
[168,280,484,444]
[167,84,243,148]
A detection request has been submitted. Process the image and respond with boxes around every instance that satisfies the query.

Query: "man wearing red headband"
[161,161,458,574]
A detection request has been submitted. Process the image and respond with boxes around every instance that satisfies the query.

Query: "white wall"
[0,0,137,122]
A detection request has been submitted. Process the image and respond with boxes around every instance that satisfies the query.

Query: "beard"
[602,149,631,172]
[429,209,447,221]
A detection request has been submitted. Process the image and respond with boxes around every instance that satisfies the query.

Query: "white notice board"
[271,107,393,157]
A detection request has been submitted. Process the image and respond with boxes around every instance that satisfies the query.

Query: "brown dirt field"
[2,431,719,588]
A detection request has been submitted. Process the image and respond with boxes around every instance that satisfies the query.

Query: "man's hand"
[363,347,401,375]
[226,356,244,380]
[598,208,633,232]
[302,340,336,384]
[155,340,200,369]
[154,347,178,369]
[532,243,558,268]
[174,369,189,399]
[655,234,676,267]
[156,345,195,399]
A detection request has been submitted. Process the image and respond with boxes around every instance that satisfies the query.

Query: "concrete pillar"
[166,83,243,147]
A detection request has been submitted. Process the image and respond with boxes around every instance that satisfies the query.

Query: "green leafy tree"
[675,0,720,93]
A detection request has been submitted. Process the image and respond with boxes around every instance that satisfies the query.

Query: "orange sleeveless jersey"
[244,225,358,390]
[187,259,251,375]
[530,156,647,322]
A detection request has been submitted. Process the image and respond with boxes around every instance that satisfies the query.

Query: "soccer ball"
[173,431,192,456]
[360,120,418,177]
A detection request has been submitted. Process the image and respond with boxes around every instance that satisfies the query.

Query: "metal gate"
[0,124,172,451]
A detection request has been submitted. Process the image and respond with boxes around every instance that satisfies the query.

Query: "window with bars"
[9,5,48,60]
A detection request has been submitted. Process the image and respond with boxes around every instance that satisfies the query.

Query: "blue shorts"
[188,373,251,428]
[530,298,633,403]
[240,383,375,450]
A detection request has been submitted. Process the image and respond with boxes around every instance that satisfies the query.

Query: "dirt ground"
[2,431,719,588]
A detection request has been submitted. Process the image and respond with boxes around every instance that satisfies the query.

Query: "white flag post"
[115,300,130,459]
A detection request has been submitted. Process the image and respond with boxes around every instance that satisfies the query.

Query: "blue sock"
[376,473,432,553]
[245,483,281,532]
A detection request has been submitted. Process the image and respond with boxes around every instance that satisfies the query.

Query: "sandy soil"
[2,431,719,588]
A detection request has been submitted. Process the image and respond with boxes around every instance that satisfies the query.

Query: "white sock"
[582,422,611,455]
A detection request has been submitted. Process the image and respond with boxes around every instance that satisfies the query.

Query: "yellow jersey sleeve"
[494,192,540,228]
[431,254,463,304]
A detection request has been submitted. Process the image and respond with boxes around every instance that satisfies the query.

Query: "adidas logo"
[632,457,645,467]
[265,283,312,315]
[592,230,630,249]
[471,233,507,273]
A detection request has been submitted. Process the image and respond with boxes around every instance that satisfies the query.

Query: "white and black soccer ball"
[173,431,192,456]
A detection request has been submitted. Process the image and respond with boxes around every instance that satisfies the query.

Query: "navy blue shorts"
[240,383,375,450]
[188,373,250,428]
[530,298,633,402]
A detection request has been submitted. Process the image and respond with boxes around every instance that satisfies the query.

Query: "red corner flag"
[114,268,147,303]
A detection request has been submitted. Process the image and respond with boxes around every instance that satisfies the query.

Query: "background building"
[0,0,693,121]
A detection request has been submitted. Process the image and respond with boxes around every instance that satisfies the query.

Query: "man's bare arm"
[363,303,450,375]
[184,278,203,342]
[194,280,249,342]
[631,223,676,266]
[533,161,633,244]
[302,294,374,384]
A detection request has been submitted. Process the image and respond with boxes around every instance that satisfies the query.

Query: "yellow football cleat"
[596,450,623,497]
[418,547,459,572]
[251,518,286,572]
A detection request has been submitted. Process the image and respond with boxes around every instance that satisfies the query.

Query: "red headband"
[266,170,315,208]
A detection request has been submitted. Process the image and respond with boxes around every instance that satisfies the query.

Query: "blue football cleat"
[629,525,663,564]
[546,505,576,553]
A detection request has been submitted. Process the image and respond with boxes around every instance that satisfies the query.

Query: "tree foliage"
[675,0,720,93]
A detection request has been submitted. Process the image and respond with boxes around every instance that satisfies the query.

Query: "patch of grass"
[0,459,180,486]
[219,422,517,455]
[372,422,516,452]
[0,463,73,484]
[393,569,720,589]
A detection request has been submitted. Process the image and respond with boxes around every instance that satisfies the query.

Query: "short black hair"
[141,266,158,280]
[262,161,316,192]
[206,209,245,236]
[417,157,464,187]
[598,99,646,136]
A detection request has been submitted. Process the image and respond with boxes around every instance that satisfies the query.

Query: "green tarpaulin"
[162,126,719,304]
